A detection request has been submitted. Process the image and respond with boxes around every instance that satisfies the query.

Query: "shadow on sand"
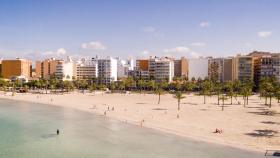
[245,129,278,138]
[41,133,57,139]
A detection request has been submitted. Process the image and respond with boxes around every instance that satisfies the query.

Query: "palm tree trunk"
[178,100,180,111]
[265,96,267,105]
[204,95,206,104]
[269,96,272,108]
[247,96,249,105]
[158,94,160,104]
[231,96,232,105]
[243,96,246,107]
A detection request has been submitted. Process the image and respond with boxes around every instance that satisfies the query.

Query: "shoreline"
[0,91,279,153]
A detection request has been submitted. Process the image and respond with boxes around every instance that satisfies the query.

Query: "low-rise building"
[55,57,76,81]
[1,58,32,80]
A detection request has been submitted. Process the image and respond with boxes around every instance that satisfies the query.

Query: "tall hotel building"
[154,57,174,83]
[235,55,254,82]
[97,57,118,85]
[1,58,32,80]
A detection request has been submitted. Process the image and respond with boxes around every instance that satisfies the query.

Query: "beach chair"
[265,150,280,157]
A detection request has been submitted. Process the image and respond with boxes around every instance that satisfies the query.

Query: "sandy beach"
[0,91,279,152]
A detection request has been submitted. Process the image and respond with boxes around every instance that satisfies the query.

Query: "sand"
[0,91,279,152]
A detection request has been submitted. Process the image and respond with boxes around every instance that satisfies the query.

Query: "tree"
[138,79,145,93]
[63,81,73,92]
[219,95,228,111]
[147,80,156,91]
[224,81,234,105]
[89,83,97,93]
[155,88,164,104]
[240,84,252,107]
[109,82,116,93]
[201,80,211,104]
[173,91,185,111]
[214,82,222,105]
[99,84,107,95]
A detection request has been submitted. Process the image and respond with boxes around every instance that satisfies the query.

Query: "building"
[117,58,134,79]
[174,57,188,78]
[131,59,150,80]
[55,57,76,81]
[223,57,237,82]
[35,58,61,79]
[1,58,32,80]
[154,57,174,83]
[188,58,209,80]
[136,59,149,71]
[76,58,98,80]
[258,53,280,83]
[271,54,280,82]
[208,58,224,82]
[97,57,118,85]
[235,55,254,82]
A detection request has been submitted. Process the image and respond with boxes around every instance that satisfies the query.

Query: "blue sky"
[0,0,279,60]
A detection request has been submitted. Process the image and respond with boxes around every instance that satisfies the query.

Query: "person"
[57,129,60,135]
[213,128,222,134]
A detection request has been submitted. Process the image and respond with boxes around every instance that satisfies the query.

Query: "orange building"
[136,59,149,71]
[35,58,61,79]
[1,58,32,79]
[174,57,188,78]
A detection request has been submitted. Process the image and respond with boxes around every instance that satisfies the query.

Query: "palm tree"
[275,90,280,103]
[89,83,97,93]
[99,84,107,95]
[138,79,145,93]
[110,82,116,93]
[240,85,251,107]
[214,82,222,105]
[147,80,156,91]
[225,81,234,105]
[219,94,228,111]
[155,88,164,104]
[173,91,185,111]
[201,80,211,104]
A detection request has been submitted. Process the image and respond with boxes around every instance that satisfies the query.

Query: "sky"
[0,0,280,60]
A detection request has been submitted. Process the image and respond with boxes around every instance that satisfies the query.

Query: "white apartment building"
[154,58,174,83]
[55,56,76,81]
[97,57,118,85]
[188,58,209,80]
[117,58,134,78]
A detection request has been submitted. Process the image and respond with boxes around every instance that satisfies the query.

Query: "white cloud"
[43,48,67,57]
[189,52,200,58]
[142,26,156,32]
[141,50,150,55]
[199,21,210,28]
[81,41,106,50]
[164,46,190,53]
[163,46,201,58]
[190,42,206,47]
[258,31,271,38]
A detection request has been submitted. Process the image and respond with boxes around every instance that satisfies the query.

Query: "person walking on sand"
[57,129,60,135]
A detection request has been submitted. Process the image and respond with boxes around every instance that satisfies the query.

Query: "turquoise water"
[0,99,263,158]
